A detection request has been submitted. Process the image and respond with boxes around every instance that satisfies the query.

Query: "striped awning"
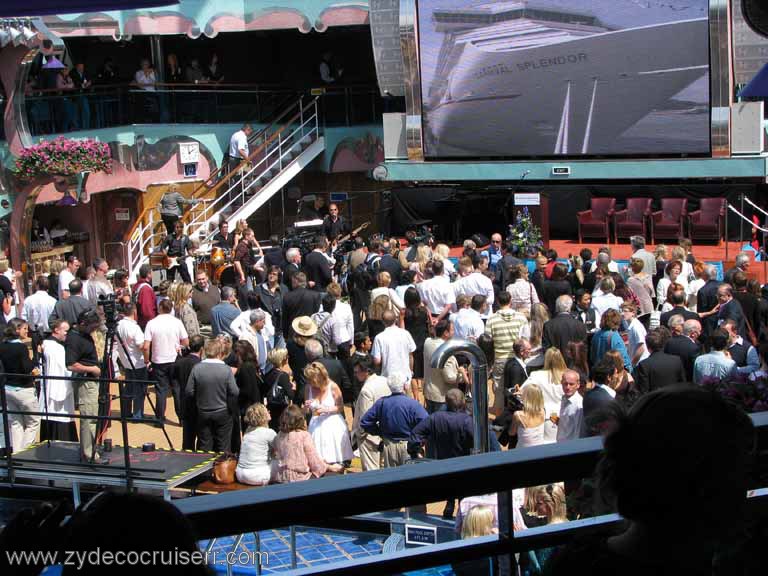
[0,1,178,17]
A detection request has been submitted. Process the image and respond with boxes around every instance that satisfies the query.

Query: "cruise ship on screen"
[424,1,709,156]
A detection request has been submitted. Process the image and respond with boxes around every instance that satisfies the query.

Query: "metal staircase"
[125,96,324,281]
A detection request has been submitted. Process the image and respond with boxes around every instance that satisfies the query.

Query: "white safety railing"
[187,97,321,243]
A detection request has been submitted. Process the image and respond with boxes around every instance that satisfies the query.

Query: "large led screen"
[418,0,711,157]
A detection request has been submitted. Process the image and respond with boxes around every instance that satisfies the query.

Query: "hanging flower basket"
[14,137,111,180]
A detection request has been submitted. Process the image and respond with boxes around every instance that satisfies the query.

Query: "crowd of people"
[2,224,767,528]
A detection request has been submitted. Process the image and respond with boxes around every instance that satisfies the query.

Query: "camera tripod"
[94,320,174,466]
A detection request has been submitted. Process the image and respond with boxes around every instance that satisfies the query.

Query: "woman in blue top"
[589,308,631,372]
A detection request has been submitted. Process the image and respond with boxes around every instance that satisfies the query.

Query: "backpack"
[267,375,290,407]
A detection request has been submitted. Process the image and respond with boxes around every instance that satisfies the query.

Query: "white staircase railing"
[187,97,321,243]
[124,96,322,281]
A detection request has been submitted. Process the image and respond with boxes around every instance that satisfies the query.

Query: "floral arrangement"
[507,207,543,257]
[703,372,768,413]
[15,137,111,179]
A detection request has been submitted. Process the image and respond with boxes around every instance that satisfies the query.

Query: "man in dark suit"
[724,252,750,285]
[732,271,762,343]
[659,290,701,328]
[696,265,722,336]
[283,246,303,291]
[580,358,620,437]
[378,241,402,288]
[716,284,748,341]
[542,295,587,357]
[263,235,287,270]
[635,328,687,394]
[722,319,759,371]
[573,289,597,333]
[496,241,523,290]
[502,339,531,391]
[173,335,203,448]
[282,272,322,339]
[304,235,333,292]
[664,319,702,382]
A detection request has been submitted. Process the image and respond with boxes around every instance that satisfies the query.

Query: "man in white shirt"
[372,310,416,384]
[143,299,189,425]
[452,257,494,318]
[327,283,354,357]
[22,275,57,337]
[58,255,80,299]
[556,370,583,443]
[452,294,486,342]
[591,277,623,328]
[238,309,272,374]
[86,257,113,304]
[351,357,391,471]
[115,302,147,420]
[133,59,156,91]
[226,123,253,174]
[621,302,647,366]
[422,319,468,413]
[417,259,455,325]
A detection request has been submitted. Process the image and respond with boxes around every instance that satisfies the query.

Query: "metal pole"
[740,193,745,243]
[726,205,730,263]
[255,532,262,576]
[290,526,297,569]
[431,339,489,453]
[0,377,14,484]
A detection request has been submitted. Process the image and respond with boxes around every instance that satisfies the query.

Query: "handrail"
[175,411,768,575]
[121,95,313,260]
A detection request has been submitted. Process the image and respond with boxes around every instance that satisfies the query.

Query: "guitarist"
[160,220,192,282]
[323,203,350,242]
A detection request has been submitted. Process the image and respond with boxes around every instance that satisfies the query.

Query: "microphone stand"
[503,170,531,230]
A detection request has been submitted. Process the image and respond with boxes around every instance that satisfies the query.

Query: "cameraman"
[86,257,113,305]
[115,302,147,420]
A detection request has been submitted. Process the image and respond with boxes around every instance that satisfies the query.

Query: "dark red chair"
[614,198,653,242]
[688,198,726,243]
[651,198,688,243]
[577,198,616,244]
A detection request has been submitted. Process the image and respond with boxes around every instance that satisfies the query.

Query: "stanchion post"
[0,379,14,483]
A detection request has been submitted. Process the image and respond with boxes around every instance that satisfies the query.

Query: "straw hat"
[292,316,317,337]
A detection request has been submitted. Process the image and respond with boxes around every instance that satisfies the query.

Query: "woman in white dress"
[686,261,707,312]
[521,348,566,442]
[510,384,552,449]
[303,362,353,465]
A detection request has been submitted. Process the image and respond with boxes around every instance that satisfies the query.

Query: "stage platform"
[0,441,217,506]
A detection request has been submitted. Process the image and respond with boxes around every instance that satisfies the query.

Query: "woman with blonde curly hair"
[433,243,455,277]
[303,362,353,465]
[169,282,199,337]
[235,403,276,486]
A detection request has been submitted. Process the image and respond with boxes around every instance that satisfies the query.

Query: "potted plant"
[507,207,543,258]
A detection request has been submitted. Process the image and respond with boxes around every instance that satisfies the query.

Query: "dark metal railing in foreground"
[175,412,768,575]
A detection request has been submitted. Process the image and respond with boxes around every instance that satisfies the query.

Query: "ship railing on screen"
[175,412,768,576]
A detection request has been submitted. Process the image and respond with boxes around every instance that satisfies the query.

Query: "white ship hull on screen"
[423,2,710,157]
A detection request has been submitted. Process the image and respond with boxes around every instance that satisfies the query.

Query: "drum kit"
[196,245,237,286]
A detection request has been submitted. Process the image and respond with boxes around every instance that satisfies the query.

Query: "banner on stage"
[514,193,540,206]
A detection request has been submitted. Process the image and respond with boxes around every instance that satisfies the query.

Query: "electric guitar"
[336,221,370,245]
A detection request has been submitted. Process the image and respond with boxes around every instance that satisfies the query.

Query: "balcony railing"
[22,83,389,136]
[173,411,768,575]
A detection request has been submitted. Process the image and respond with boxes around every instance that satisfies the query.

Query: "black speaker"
[743,0,768,37]
[470,233,490,248]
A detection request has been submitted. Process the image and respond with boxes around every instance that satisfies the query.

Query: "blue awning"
[0,1,178,17]
[739,62,768,99]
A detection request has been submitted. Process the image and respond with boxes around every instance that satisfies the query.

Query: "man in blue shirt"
[360,372,428,467]
[210,286,240,338]
[481,232,504,273]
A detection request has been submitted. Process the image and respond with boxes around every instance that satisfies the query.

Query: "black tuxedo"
[542,313,587,357]
[634,351,686,394]
[733,291,762,342]
[718,298,748,341]
[659,306,700,329]
[573,306,597,333]
[378,254,402,288]
[282,287,322,338]
[537,280,572,317]
[498,254,523,289]
[664,335,700,382]
[581,386,616,437]
[697,279,721,335]
[728,341,750,367]
[502,357,528,391]
[283,262,301,290]
[304,251,333,291]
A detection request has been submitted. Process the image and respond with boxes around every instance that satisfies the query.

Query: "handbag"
[212,453,238,484]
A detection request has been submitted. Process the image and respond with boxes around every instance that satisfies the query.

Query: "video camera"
[408,224,434,247]
[98,293,119,329]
